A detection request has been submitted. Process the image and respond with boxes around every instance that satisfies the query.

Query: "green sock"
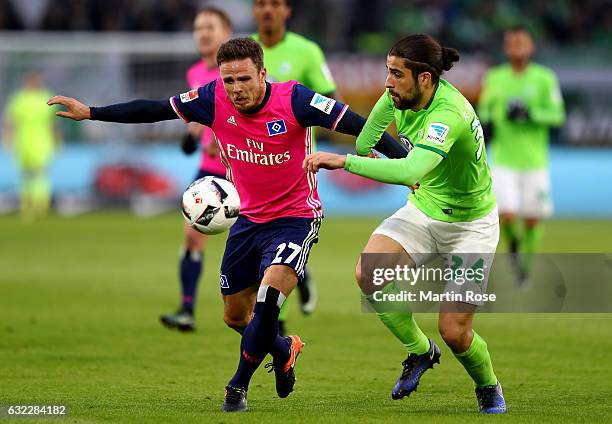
[501,219,519,250]
[454,331,497,387]
[366,282,430,355]
[520,225,543,273]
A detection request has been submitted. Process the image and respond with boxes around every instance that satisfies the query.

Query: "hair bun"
[441,47,460,71]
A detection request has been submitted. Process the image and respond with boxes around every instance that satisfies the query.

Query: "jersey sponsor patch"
[309,93,336,115]
[426,123,450,145]
[180,89,199,103]
[266,119,287,136]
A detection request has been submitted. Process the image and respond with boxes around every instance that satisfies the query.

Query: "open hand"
[47,95,91,121]
[303,152,346,173]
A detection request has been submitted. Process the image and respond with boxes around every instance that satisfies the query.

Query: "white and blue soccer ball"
[181,176,240,235]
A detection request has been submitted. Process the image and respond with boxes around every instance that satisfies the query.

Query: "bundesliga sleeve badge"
[180,89,199,103]
[426,123,450,145]
[309,93,336,115]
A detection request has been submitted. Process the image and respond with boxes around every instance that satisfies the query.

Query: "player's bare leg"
[222,265,304,412]
[439,302,506,413]
[356,234,439,399]
[160,225,208,331]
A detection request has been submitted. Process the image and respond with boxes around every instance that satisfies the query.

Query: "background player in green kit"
[251,0,339,331]
[478,26,566,285]
[252,0,337,98]
[3,71,59,221]
[304,34,507,414]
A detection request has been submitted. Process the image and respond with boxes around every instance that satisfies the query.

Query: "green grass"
[1,213,612,423]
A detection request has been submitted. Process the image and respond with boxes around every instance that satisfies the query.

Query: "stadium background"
[1,0,611,422]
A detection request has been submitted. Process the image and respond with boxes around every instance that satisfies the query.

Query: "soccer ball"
[181,176,240,235]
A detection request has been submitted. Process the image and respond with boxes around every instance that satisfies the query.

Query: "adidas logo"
[227,115,237,126]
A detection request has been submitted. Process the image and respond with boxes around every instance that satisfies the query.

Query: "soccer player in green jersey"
[478,26,565,285]
[304,34,506,414]
[251,0,339,331]
[3,71,59,221]
[252,0,337,97]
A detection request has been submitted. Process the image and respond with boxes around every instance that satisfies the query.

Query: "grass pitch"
[1,213,611,423]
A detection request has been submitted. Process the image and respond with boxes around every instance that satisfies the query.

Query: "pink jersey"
[186,61,226,176]
[211,79,322,223]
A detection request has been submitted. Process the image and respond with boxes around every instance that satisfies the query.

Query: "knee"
[262,265,297,296]
[438,322,471,353]
[355,259,373,295]
[184,228,205,251]
[354,261,362,287]
[223,312,250,330]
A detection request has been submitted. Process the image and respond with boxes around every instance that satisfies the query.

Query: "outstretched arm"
[47,96,178,123]
[291,85,408,159]
[334,109,408,159]
[303,147,443,187]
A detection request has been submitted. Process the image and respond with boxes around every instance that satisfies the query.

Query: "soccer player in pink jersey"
[159,7,232,333]
[48,37,407,412]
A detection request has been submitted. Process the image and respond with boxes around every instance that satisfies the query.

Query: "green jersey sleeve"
[344,146,443,186]
[415,108,464,158]
[355,91,395,155]
[304,43,336,95]
[529,70,565,127]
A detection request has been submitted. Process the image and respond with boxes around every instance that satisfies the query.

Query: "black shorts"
[219,215,322,295]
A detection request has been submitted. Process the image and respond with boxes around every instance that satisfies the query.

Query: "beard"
[391,87,422,110]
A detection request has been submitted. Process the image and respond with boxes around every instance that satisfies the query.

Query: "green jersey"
[350,79,495,223]
[252,31,336,94]
[6,88,56,169]
[478,63,565,170]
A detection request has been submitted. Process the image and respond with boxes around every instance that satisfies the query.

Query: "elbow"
[404,176,419,187]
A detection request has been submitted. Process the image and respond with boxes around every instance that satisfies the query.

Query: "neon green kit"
[347,79,495,223]
[6,88,56,170]
[252,31,336,94]
[478,63,565,170]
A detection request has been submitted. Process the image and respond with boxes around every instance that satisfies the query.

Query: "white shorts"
[373,202,500,305]
[492,165,553,218]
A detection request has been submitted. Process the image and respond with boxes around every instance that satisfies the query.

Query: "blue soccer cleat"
[392,339,441,400]
[475,382,507,414]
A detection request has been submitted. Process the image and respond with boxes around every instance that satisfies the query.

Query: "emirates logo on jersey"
[225,143,291,166]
